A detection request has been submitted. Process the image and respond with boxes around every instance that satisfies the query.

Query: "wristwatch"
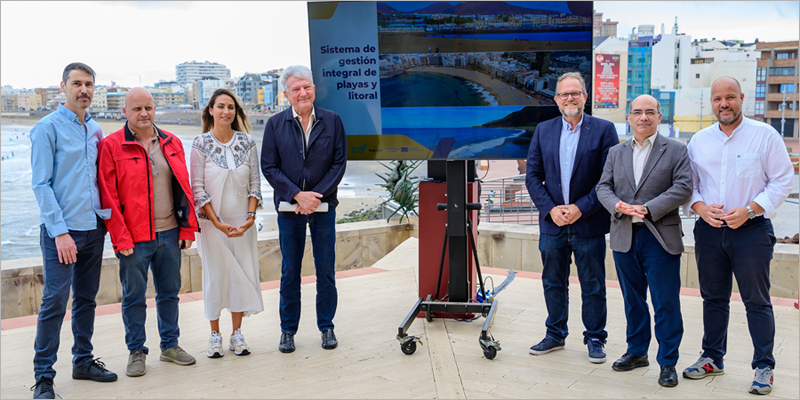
[746,205,756,219]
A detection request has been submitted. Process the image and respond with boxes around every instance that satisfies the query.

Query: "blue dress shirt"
[559,115,583,205]
[31,104,111,238]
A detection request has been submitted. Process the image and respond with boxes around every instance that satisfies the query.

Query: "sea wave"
[447,137,507,158]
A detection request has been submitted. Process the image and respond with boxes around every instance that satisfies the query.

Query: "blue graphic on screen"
[308,1,593,160]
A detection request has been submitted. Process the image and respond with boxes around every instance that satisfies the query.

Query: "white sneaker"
[230,328,251,356]
[207,331,224,358]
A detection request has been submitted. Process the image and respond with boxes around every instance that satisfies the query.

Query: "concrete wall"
[2,220,797,319]
[0,220,415,319]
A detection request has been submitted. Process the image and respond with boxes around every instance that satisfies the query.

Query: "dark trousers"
[34,218,106,380]
[539,225,608,343]
[694,217,776,370]
[613,225,683,366]
[277,208,337,334]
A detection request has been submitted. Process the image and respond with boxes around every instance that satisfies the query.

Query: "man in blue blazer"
[525,72,619,364]
[261,65,347,354]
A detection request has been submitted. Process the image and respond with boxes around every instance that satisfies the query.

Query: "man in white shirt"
[681,76,794,395]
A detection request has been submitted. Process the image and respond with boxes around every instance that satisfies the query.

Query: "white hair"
[279,65,314,90]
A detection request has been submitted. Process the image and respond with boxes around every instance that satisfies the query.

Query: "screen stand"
[396,160,501,360]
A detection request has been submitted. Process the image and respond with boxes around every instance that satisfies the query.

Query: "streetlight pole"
[699,89,703,132]
[781,88,786,137]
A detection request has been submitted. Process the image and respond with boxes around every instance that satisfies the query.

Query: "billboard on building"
[308,1,593,160]
[593,53,620,109]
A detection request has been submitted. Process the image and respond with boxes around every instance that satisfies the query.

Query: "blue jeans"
[694,217,776,370]
[34,218,106,380]
[613,225,683,366]
[539,225,608,344]
[278,208,337,334]
[117,228,181,354]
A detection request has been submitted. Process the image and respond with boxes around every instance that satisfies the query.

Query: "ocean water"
[1,123,401,261]
[426,31,591,42]
[381,72,488,107]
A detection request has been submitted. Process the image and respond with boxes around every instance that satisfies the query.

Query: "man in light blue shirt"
[29,63,116,400]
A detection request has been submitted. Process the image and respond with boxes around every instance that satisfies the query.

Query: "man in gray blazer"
[596,94,693,388]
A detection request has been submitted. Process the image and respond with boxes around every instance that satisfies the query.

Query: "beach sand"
[408,66,545,106]
[1,115,205,138]
[379,31,590,54]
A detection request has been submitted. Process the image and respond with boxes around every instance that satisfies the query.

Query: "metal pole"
[699,89,703,131]
[781,89,786,136]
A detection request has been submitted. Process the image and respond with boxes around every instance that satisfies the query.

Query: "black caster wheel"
[483,346,497,360]
[425,295,433,322]
[401,341,417,355]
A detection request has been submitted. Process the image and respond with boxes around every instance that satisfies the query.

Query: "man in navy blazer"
[525,72,619,364]
[261,65,347,354]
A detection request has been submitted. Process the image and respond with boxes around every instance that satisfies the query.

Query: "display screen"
[308,1,593,160]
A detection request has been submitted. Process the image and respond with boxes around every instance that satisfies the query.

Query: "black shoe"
[30,377,54,399]
[659,365,679,387]
[279,332,295,353]
[321,329,338,350]
[612,353,650,371]
[72,358,118,382]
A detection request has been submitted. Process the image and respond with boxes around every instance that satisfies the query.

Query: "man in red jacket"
[98,88,199,378]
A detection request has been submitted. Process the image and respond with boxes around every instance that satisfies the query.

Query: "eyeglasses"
[629,109,659,117]
[556,91,584,100]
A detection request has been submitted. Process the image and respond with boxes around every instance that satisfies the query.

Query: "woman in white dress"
[190,88,264,357]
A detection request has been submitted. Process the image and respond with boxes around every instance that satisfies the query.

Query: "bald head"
[628,94,662,138]
[125,87,154,104]
[124,87,156,134]
[630,94,659,111]
[712,76,742,95]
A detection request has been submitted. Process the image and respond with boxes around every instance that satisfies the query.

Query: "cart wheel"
[401,341,417,355]
[483,346,497,360]
[425,308,433,322]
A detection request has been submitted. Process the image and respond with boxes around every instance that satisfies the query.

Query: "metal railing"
[477,174,538,225]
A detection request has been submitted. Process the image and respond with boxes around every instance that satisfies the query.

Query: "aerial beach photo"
[380,104,562,159]
[377,1,592,54]
[380,50,592,107]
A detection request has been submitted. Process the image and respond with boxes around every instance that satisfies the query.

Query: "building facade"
[106,93,126,112]
[197,78,226,108]
[175,61,231,86]
[592,10,618,38]
[755,40,798,138]
[90,86,108,113]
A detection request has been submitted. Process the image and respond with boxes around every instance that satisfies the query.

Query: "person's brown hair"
[201,88,251,134]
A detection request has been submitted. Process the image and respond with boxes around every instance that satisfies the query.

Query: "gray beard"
[718,109,741,126]
[560,106,581,118]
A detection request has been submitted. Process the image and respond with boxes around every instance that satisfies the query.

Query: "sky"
[0,1,312,89]
[596,1,799,42]
[1,1,798,90]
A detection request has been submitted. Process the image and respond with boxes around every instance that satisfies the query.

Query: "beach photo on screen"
[380,50,592,108]
[377,1,592,54]
[380,105,562,159]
